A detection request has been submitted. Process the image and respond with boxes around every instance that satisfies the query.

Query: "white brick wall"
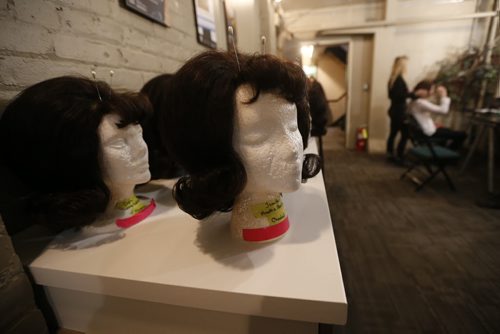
[0,0,207,102]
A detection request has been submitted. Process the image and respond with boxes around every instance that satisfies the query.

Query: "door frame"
[300,37,353,147]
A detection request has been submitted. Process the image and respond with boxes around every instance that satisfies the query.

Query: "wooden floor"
[321,128,500,334]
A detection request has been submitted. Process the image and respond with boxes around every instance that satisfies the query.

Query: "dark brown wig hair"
[411,79,434,100]
[161,51,320,219]
[0,76,152,232]
[141,74,183,179]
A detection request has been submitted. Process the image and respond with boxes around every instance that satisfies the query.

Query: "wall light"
[300,44,314,68]
[300,45,314,59]
[303,65,317,77]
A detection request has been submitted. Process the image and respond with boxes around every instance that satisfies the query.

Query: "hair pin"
[228,26,240,72]
[109,70,114,95]
[91,69,102,101]
[261,36,266,55]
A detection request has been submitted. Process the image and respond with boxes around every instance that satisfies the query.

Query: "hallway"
[322,128,500,333]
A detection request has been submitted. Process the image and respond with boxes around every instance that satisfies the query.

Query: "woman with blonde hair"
[386,55,411,164]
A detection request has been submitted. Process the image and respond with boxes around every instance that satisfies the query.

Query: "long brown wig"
[161,51,320,219]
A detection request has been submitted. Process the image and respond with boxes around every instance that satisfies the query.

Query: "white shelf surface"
[30,140,347,327]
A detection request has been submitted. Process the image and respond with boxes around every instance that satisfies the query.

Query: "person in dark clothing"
[386,56,411,163]
[308,77,331,161]
[308,77,330,137]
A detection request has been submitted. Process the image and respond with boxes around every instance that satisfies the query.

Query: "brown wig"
[411,80,434,100]
[0,76,152,232]
[141,74,183,179]
[161,51,321,219]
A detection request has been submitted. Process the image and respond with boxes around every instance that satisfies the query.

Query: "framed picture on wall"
[122,0,170,26]
[193,0,217,49]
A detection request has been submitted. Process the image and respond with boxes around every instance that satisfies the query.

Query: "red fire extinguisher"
[356,126,368,151]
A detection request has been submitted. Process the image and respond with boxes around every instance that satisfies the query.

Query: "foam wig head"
[161,51,320,219]
[0,76,152,231]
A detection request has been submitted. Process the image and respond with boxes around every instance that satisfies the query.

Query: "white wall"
[368,28,396,152]
[283,2,385,37]
[347,36,373,149]
[226,0,259,53]
[395,0,479,84]
[226,0,277,54]
[0,0,278,108]
[259,0,278,55]
[369,0,480,152]
[0,0,230,104]
[282,0,489,152]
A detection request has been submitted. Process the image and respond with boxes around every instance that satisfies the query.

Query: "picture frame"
[122,0,170,27]
[193,0,217,49]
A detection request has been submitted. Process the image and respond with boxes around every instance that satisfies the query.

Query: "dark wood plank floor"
[321,128,500,334]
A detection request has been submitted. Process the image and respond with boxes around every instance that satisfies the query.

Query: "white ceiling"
[279,0,383,12]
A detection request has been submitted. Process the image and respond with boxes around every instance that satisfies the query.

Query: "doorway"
[316,43,349,131]
[313,35,374,149]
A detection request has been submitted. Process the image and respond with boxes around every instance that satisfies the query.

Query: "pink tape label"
[116,199,156,228]
[242,216,290,242]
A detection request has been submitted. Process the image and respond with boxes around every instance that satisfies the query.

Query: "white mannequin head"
[233,84,303,194]
[99,113,150,206]
[164,51,320,223]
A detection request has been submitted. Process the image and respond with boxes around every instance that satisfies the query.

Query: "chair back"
[401,114,460,192]
[406,114,461,165]
[405,114,442,160]
[405,114,428,146]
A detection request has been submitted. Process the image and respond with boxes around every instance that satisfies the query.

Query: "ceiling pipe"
[316,10,498,36]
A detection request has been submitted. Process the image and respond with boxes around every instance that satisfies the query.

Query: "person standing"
[386,56,410,163]
[308,76,330,161]
[308,76,330,137]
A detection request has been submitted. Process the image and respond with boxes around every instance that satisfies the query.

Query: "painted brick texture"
[0,0,205,103]
[0,1,208,331]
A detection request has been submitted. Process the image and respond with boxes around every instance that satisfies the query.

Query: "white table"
[30,142,347,333]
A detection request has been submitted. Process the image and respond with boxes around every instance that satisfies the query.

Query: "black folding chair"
[400,116,460,191]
